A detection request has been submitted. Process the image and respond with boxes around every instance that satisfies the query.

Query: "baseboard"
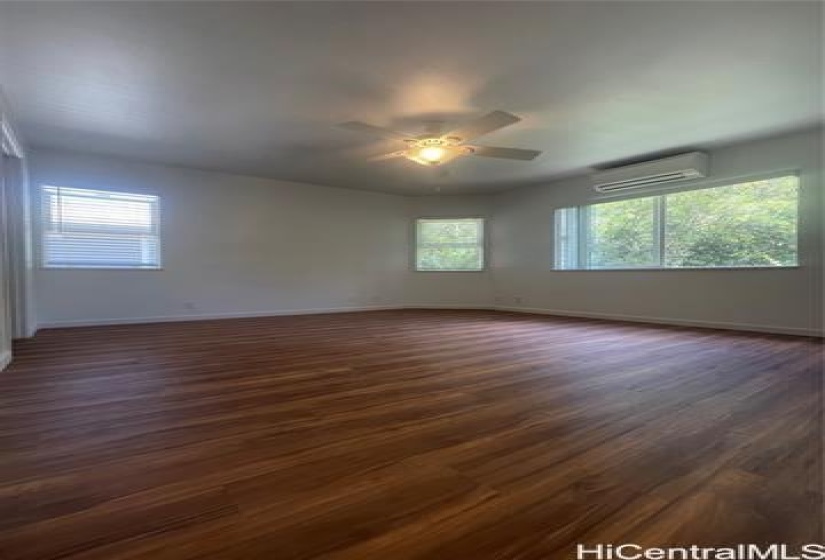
[13,325,39,340]
[37,304,406,329]
[35,304,823,338]
[0,350,11,371]
[494,305,824,337]
[405,304,492,310]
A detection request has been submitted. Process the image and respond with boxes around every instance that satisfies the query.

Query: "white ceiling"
[0,1,821,195]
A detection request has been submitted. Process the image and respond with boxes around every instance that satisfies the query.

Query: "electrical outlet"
[183,302,197,311]
[513,297,523,305]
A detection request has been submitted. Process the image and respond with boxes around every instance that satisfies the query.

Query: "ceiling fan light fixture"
[406,137,464,166]
[418,146,446,163]
[339,110,542,167]
[408,144,461,166]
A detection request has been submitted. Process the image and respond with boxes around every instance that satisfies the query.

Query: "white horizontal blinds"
[554,207,579,270]
[416,218,484,271]
[42,186,160,268]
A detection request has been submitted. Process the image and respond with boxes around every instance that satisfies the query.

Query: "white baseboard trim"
[405,304,492,310]
[12,326,39,340]
[0,350,11,371]
[35,304,823,338]
[493,305,824,337]
[37,305,406,329]
[39,304,497,329]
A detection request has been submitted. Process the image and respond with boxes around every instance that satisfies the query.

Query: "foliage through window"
[554,175,798,270]
[416,218,484,271]
[42,186,161,269]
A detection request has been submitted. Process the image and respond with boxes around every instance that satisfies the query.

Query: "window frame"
[414,217,486,272]
[553,172,801,272]
[39,185,163,271]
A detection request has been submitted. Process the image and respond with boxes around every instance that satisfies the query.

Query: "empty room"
[0,1,822,558]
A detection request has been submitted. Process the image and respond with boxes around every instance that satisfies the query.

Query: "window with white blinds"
[41,186,161,269]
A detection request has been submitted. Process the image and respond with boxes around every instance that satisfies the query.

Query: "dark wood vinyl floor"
[0,310,822,559]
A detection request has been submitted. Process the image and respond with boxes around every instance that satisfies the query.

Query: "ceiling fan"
[337,110,542,166]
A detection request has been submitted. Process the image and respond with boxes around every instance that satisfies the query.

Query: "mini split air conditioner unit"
[592,152,709,193]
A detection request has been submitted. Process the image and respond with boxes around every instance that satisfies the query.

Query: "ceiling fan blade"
[337,121,413,142]
[470,146,542,161]
[444,111,521,142]
[367,150,408,162]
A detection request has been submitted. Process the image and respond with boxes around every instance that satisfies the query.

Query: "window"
[554,175,799,270]
[41,186,161,269]
[416,218,485,271]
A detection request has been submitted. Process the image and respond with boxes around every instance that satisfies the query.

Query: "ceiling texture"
[0,1,821,195]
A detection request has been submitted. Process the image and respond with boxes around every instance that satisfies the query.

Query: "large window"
[41,186,161,269]
[554,175,799,270]
[415,218,485,271]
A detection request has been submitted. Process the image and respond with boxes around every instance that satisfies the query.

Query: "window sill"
[415,269,486,273]
[42,266,164,271]
[552,266,801,272]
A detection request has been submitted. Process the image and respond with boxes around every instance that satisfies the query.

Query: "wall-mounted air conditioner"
[592,152,709,193]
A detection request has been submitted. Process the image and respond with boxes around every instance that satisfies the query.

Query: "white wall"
[29,128,824,336]
[403,194,495,308]
[492,128,824,336]
[31,150,412,326]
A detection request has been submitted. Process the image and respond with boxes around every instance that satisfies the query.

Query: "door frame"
[1,112,35,341]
